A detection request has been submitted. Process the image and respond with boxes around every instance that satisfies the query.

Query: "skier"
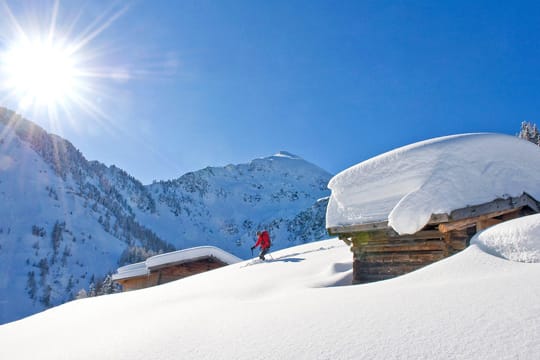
[251,230,271,260]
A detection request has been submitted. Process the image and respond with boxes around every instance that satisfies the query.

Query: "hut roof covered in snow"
[112,246,242,290]
[326,133,540,235]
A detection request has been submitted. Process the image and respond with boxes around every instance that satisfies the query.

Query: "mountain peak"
[272,151,302,160]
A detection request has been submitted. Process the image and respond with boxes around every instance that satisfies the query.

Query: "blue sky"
[1,1,539,183]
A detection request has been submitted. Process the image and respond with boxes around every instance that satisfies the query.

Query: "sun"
[2,39,79,107]
[0,1,131,125]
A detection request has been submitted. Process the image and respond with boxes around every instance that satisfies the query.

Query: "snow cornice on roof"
[112,261,148,281]
[326,133,540,235]
[112,246,242,281]
[145,246,242,270]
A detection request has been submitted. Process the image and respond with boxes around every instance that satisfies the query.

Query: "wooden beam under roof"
[327,220,389,235]
[446,193,539,222]
[438,208,520,233]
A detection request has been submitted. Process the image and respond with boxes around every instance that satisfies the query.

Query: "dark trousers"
[259,247,269,260]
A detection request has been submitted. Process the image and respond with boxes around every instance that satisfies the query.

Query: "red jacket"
[254,231,271,249]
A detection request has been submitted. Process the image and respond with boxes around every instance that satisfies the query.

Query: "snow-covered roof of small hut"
[112,246,242,281]
[326,133,540,235]
[145,246,242,270]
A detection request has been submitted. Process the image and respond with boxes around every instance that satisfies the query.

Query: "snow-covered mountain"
[139,150,331,258]
[0,108,332,324]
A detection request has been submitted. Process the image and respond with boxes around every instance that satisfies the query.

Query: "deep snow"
[326,133,540,234]
[1,214,540,359]
[472,213,540,263]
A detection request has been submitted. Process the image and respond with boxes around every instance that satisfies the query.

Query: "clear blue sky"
[1,0,539,184]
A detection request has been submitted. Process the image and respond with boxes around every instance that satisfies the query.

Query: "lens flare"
[0,0,130,128]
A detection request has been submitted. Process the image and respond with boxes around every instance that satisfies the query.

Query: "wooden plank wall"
[334,195,539,284]
[116,273,160,291]
[116,258,228,291]
[155,258,227,285]
[344,226,471,284]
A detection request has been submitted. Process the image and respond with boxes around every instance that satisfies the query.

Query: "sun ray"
[46,0,60,43]
[0,2,25,39]
[69,4,130,55]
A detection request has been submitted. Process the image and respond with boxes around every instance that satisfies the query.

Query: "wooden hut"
[328,193,540,284]
[112,246,242,291]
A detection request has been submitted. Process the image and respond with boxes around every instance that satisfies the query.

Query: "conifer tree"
[518,121,540,145]
[75,288,88,299]
[26,271,37,300]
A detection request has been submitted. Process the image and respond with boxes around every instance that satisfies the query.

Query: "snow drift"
[472,213,540,263]
[326,133,540,234]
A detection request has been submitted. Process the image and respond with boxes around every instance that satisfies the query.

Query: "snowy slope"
[0,113,127,323]
[1,214,539,359]
[327,133,540,234]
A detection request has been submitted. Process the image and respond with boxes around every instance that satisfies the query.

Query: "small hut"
[326,133,540,284]
[328,193,539,283]
[112,246,242,291]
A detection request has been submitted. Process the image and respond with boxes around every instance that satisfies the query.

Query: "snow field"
[1,222,540,360]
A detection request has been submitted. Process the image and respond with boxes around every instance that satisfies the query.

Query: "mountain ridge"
[0,107,332,324]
